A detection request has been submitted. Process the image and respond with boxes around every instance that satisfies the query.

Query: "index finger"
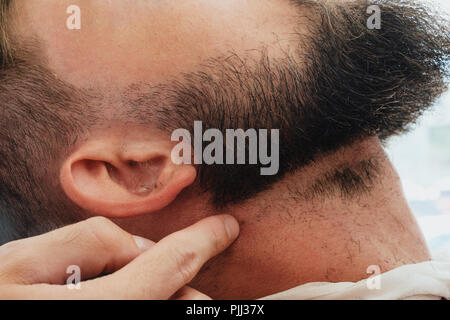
[83,214,239,299]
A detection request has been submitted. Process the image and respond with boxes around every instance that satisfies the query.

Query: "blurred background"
[385,0,450,258]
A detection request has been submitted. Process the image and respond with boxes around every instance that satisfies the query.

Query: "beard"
[0,0,448,243]
[122,0,450,206]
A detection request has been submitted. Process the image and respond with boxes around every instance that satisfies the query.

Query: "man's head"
[0,0,449,298]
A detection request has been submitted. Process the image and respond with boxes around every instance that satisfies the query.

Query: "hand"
[0,215,239,299]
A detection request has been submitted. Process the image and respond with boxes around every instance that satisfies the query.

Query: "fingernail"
[224,216,240,240]
[133,235,155,251]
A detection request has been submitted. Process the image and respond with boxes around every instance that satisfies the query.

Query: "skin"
[0,215,240,299]
[13,0,302,87]
[7,0,430,299]
[117,136,431,299]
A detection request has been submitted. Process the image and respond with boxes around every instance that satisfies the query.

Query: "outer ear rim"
[60,158,197,218]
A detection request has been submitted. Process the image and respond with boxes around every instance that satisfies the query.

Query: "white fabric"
[259,260,450,300]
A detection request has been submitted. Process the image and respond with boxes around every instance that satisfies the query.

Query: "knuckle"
[171,247,198,284]
[83,217,129,251]
[85,216,116,231]
[55,222,85,247]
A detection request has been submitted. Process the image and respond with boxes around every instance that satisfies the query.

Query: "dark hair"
[0,0,97,241]
[146,0,450,205]
[0,0,13,66]
[0,0,449,243]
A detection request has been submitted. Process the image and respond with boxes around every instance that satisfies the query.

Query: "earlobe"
[60,140,197,217]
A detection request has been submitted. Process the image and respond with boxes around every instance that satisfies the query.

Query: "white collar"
[259,260,450,300]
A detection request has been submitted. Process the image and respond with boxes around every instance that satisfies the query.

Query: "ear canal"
[105,157,167,196]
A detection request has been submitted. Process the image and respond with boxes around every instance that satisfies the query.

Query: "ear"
[60,128,196,217]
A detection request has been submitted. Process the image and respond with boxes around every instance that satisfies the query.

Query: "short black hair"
[0,0,13,66]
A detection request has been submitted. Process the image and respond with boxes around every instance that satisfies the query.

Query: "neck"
[190,137,430,299]
[116,137,430,299]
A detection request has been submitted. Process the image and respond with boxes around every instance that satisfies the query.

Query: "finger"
[82,214,239,299]
[171,286,212,300]
[0,283,212,300]
[0,217,154,285]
